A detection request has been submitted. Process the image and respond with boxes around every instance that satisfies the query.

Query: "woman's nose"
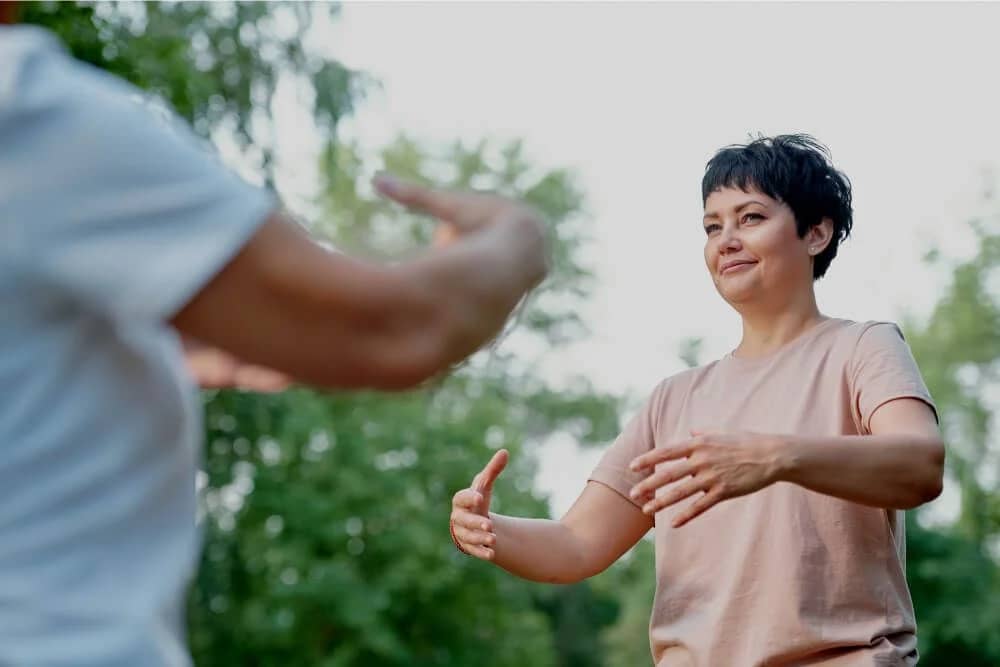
[718,225,741,252]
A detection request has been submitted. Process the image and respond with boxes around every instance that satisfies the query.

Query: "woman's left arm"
[775,397,943,509]
[628,397,944,528]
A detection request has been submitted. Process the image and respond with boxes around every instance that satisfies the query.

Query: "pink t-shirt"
[590,319,936,666]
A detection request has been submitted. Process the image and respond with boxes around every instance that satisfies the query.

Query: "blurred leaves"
[317,137,594,347]
[903,193,1000,663]
[23,0,367,184]
[184,130,624,662]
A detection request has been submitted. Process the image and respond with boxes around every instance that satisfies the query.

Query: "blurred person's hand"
[373,173,548,274]
[182,337,291,392]
[449,449,509,560]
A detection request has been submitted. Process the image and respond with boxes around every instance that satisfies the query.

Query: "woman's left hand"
[628,430,785,528]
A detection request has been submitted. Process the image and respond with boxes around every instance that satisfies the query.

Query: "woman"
[449,135,944,666]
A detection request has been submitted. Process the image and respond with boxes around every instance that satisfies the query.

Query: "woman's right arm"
[450,450,653,585]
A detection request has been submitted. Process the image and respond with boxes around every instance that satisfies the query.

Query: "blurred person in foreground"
[451,135,944,666]
[0,6,547,666]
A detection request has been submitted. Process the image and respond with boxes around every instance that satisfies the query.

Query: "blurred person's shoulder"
[0,25,66,98]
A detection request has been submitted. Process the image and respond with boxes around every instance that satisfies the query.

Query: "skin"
[450,185,944,584]
[171,176,549,392]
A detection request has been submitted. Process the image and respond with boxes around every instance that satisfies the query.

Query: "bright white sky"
[268,2,1000,518]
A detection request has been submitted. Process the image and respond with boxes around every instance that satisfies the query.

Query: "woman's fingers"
[451,508,492,533]
[451,523,496,548]
[465,544,495,561]
[672,488,725,528]
[473,449,509,494]
[642,476,710,515]
[451,453,510,560]
[629,461,695,502]
[451,507,497,559]
[452,489,485,512]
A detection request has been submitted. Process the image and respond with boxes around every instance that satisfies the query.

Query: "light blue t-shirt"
[0,26,274,665]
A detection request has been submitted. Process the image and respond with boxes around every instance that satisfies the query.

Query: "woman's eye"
[704,224,721,236]
[742,213,763,225]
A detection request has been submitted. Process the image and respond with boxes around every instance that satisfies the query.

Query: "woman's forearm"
[489,514,591,585]
[775,434,944,509]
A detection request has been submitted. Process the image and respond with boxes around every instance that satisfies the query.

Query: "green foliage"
[189,384,566,666]
[185,132,623,662]
[191,140,618,666]
[594,540,657,666]
[906,515,1000,664]
[317,137,595,347]
[903,199,1000,664]
[23,0,365,182]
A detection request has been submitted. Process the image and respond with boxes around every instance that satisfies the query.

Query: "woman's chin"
[717,284,760,306]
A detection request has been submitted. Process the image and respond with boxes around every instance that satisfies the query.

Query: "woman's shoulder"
[826,318,909,348]
[816,319,918,378]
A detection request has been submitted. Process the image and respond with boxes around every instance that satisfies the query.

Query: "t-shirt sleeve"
[849,322,937,434]
[588,380,669,508]
[2,35,276,324]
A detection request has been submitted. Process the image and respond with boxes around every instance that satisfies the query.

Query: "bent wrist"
[769,434,800,484]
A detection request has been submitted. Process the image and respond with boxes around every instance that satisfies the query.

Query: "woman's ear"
[807,218,835,255]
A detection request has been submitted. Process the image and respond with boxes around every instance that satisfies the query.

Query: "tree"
[593,540,656,667]
[903,190,1000,664]
[187,137,622,666]
[22,0,364,185]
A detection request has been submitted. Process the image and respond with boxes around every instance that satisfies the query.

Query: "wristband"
[449,519,471,556]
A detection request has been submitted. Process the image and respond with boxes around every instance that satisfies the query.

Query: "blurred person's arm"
[450,451,652,584]
[170,182,547,391]
[5,31,546,393]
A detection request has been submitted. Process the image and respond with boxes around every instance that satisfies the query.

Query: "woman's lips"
[720,260,757,275]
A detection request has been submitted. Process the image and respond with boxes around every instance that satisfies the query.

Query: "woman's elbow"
[913,437,946,506]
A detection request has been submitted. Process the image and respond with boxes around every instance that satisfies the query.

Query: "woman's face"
[702,186,818,308]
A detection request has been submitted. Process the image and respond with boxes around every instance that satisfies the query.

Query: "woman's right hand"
[449,449,509,561]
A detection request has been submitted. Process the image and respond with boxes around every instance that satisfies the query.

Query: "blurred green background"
[23,2,1000,664]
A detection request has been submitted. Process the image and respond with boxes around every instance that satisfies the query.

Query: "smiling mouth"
[720,261,757,275]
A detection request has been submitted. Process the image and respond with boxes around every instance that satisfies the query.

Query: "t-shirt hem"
[862,393,939,434]
[588,469,644,510]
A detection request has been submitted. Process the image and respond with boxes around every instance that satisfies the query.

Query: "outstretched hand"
[373,172,548,277]
[449,449,509,560]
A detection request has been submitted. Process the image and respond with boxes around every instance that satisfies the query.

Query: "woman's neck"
[734,290,826,359]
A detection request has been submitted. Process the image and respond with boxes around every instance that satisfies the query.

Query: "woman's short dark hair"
[701,134,853,280]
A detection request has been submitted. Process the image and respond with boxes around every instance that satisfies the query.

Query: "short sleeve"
[588,380,669,508]
[0,29,276,324]
[849,322,937,434]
